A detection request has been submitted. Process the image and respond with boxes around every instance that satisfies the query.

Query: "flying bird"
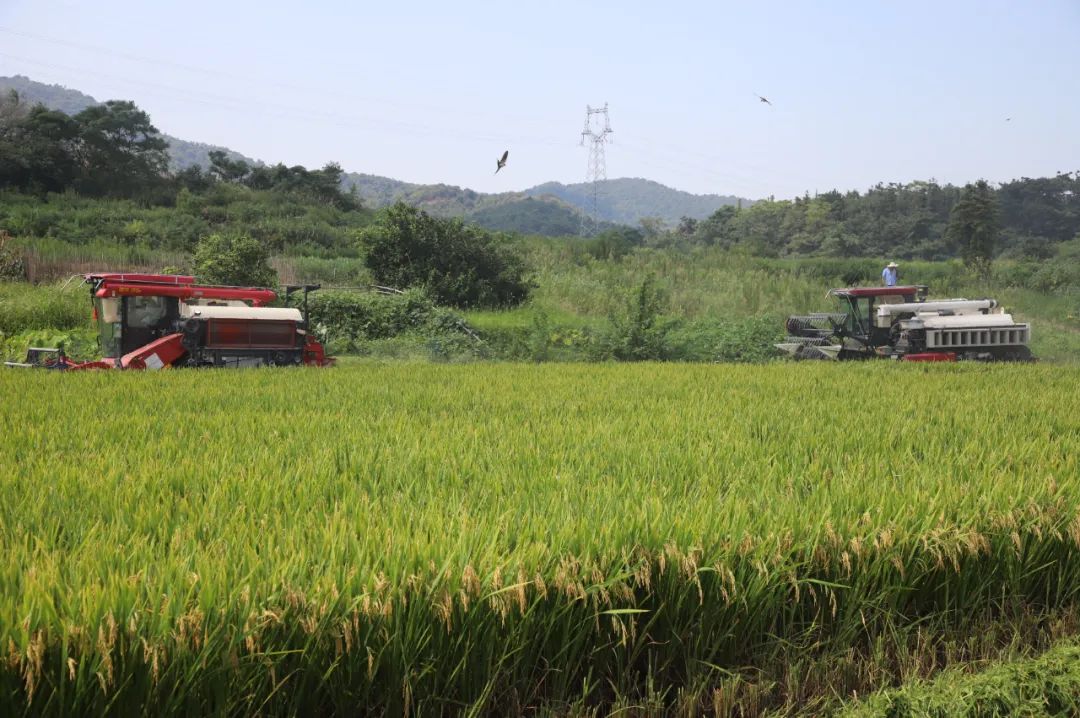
[1005,117,1012,122]
[756,94,772,106]
[495,150,509,174]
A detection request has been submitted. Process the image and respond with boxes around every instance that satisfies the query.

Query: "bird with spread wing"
[495,150,509,174]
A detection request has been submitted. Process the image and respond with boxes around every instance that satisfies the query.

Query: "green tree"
[193,233,277,287]
[731,199,789,256]
[0,91,29,188]
[695,205,738,246]
[676,216,698,236]
[586,227,644,260]
[945,179,999,276]
[73,100,169,196]
[361,203,529,308]
[638,216,666,242]
[174,165,215,193]
[208,150,250,183]
[0,93,81,193]
[244,162,359,210]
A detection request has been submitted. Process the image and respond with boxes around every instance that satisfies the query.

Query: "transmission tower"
[579,103,613,235]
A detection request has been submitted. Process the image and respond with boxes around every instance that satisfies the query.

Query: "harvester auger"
[777,285,1033,362]
[5,273,333,370]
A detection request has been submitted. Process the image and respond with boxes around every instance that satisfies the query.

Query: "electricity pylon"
[579,103,613,236]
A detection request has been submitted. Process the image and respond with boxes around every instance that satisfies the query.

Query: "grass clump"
[0,281,89,335]
[841,638,1080,717]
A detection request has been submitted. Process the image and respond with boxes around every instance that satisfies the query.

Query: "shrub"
[1029,239,1080,292]
[361,203,531,308]
[305,288,436,345]
[665,316,785,362]
[585,227,644,261]
[596,275,673,361]
[305,288,484,359]
[0,233,25,280]
[193,233,277,287]
[0,327,99,362]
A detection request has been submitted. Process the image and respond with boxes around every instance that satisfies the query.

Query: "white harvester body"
[778,285,1033,362]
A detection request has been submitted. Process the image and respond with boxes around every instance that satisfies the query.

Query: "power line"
[0,28,800,196]
[0,26,566,136]
[0,51,571,150]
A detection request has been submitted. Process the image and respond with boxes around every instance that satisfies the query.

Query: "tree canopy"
[687,175,1079,260]
[209,151,360,210]
[193,233,277,288]
[0,92,168,197]
[946,180,999,276]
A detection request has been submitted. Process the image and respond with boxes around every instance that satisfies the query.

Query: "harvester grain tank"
[5,273,332,369]
[777,285,1032,362]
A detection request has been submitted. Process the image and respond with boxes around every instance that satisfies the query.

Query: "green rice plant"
[1,363,1079,714]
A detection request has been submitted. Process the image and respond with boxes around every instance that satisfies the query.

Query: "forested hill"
[344,173,748,227]
[525,179,747,225]
[5,74,1078,257]
[0,75,260,172]
[3,74,750,232]
[0,76,597,235]
[0,74,98,115]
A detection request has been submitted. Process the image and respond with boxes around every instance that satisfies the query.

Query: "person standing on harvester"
[882,261,899,287]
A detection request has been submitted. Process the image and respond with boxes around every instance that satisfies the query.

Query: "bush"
[0,233,25,280]
[474,311,601,363]
[1030,239,1080,292]
[193,233,277,287]
[0,327,99,362]
[309,290,486,361]
[665,316,785,363]
[595,275,673,361]
[584,227,644,261]
[362,203,531,308]
[305,289,437,346]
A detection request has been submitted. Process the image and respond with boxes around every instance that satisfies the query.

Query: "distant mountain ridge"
[337,173,596,233]
[341,173,746,227]
[3,75,752,234]
[524,178,747,225]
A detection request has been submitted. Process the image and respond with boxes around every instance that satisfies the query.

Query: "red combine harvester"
[7,273,332,370]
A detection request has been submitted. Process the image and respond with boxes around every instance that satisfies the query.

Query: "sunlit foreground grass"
[2,363,1079,715]
[840,637,1080,717]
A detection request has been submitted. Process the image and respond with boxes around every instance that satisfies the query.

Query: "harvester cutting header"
[778,284,1033,362]
[8,273,332,370]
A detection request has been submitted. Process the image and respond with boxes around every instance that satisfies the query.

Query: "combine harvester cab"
[778,284,1033,362]
[8,273,333,370]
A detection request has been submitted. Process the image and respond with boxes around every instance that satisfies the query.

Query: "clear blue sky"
[1,0,1078,199]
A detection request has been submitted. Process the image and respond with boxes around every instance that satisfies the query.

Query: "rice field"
[2,362,1080,715]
